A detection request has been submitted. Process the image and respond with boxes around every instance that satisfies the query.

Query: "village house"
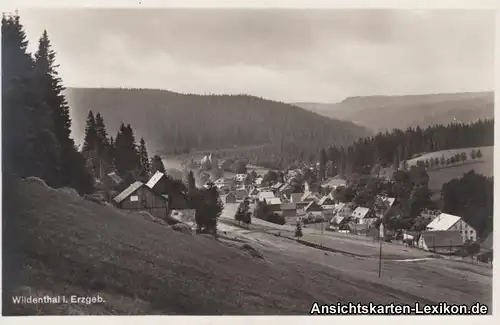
[320,177,347,190]
[97,171,127,202]
[113,181,169,219]
[417,230,463,254]
[259,191,275,202]
[425,212,477,243]
[301,192,320,203]
[304,201,323,213]
[233,188,248,201]
[254,177,264,186]
[145,171,188,210]
[265,197,283,212]
[281,202,297,218]
[351,207,376,225]
[290,193,309,211]
[318,194,335,207]
[214,177,235,189]
[333,203,353,219]
[234,173,248,183]
[222,192,237,204]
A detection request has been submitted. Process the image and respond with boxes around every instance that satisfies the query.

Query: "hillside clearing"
[406,146,493,191]
[3,178,492,315]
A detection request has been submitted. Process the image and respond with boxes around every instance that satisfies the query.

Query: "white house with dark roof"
[259,191,275,202]
[351,207,375,225]
[426,212,476,243]
[234,174,248,182]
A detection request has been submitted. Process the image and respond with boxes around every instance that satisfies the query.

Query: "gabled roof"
[223,192,237,199]
[259,191,275,200]
[426,213,461,231]
[351,207,371,219]
[107,172,124,184]
[290,193,304,203]
[234,188,248,198]
[266,197,283,205]
[113,181,144,204]
[281,202,297,210]
[145,171,165,189]
[271,182,283,189]
[421,230,463,247]
[376,195,396,208]
[318,194,335,206]
[301,192,319,202]
[304,201,323,212]
[330,215,345,225]
[321,177,347,188]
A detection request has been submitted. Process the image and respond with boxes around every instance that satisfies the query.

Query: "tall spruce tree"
[2,14,61,185]
[151,155,166,174]
[114,123,141,175]
[34,30,93,189]
[94,112,110,159]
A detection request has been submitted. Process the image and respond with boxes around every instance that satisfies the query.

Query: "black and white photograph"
[1,2,495,318]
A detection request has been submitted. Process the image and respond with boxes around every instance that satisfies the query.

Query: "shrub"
[241,244,264,259]
[171,223,193,234]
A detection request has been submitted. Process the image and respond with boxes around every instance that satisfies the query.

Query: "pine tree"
[295,221,303,238]
[470,149,477,160]
[187,170,196,194]
[151,155,166,174]
[476,149,483,159]
[2,14,60,185]
[34,30,93,191]
[114,123,141,175]
[94,112,110,159]
[138,138,150,177]
[82,111,97,153]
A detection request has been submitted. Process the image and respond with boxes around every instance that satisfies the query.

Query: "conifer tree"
[94,112,110,157]
[138,138,150,177]
[151,155,166,174]
[187,170,196,194]
[34,30,94,191]
[2,14,60,185]
[82,111,97,153]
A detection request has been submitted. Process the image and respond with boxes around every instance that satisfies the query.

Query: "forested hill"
[65,87,372,165]
[295,91,494,133]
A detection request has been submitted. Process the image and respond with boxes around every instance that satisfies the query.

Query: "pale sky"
[19,9,494,103]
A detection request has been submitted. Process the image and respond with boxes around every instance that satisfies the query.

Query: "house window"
[130,195,139,202]
[470,230,474,234]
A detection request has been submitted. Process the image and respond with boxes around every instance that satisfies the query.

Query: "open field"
[406,146,493,191]
[3,178,492,315]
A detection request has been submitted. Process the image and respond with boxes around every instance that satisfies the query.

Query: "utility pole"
[378,240,383,278]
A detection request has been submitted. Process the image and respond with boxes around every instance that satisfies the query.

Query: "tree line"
[318,119,493,180]
[2,13,93,194]
[81,110,156,183]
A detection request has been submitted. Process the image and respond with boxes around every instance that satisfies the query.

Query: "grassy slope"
[407,146,493,191]
[3,179,492,315]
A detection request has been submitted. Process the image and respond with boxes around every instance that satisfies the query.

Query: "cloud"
[19,9,494,102]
